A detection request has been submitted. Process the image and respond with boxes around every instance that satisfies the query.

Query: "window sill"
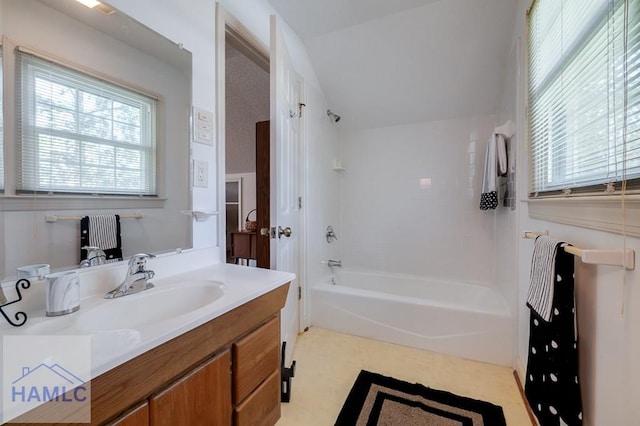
[525,194,640,237]
[0,195,167,212]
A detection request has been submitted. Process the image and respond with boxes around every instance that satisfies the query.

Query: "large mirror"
[0,0,193,280]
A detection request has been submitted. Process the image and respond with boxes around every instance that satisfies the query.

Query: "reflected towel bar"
[45,213,143,223]
[523,231,635,270]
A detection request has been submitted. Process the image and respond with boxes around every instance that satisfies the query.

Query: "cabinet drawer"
[232,315,280,403]
[233,369,280,426]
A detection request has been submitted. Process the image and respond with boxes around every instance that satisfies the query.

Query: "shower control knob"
[278,226,292,238]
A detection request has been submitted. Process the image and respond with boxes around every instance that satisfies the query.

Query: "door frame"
[215,6,309,332]
[215,4,268,263]
[297,81,309,332]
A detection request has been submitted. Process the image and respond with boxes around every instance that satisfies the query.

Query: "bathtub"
[310,270,513,366]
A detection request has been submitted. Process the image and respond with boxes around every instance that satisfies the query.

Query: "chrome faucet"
[326,259,342,268]
[105,253,156,299]
[80,246,107,268]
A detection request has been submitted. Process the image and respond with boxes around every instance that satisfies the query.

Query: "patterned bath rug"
[335,370,506,426]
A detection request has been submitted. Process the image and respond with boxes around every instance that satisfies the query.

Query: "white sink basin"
[77,280,225,331]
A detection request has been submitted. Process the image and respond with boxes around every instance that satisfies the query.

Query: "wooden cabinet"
[232,316,280,426]
[7,283,289,426]
[234,370,280,426]
[106,403,148,426]
[230,231,257,263]
[233,316,279,403]
[150,351,231,426]
[106,352,232,426]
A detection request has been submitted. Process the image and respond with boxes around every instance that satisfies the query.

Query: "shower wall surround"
[339,115,498,285]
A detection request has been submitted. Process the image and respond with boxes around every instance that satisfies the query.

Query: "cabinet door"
[107,402,149,426]
[150,350,231,426]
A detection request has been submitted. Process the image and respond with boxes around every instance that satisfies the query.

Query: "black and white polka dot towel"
[525,243,582,425]
[479,191,498,210]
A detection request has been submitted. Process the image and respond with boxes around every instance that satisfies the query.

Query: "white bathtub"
[310,270,513,366]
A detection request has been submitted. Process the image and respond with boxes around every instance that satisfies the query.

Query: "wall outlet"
[193,160,208,188]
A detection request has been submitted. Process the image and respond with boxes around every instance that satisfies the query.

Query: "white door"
[270,15,301,367]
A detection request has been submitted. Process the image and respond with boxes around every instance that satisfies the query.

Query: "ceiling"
[268,0,518,129]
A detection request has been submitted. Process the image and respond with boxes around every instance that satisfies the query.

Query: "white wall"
[339,115,498,285]
[304,85,341,296]
[76,0,327,255]
[108,0,218,253]
[507,0,640,424]
[225,45,269,175]
[494,38,521,357]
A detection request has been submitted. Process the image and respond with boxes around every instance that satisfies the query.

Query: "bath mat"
[335,370,506,426]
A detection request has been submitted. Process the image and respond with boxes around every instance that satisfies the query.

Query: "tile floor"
[276,327,532,426]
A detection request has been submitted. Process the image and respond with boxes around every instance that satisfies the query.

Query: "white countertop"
[0,255,294,380]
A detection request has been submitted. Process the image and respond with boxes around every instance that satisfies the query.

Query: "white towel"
[88,215,119,250]
[527,236,563,322]
[479,133,507,210]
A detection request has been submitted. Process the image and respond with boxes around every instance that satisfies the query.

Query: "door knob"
[278,226,292,238]
[260,227,271,237]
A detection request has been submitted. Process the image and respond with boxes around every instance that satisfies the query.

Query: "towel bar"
[524,231,635,270]
[45,213,143,223]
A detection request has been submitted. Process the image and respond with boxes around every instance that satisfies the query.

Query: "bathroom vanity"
[1,250,293,426]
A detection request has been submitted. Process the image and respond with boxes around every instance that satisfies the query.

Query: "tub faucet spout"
[327,259,342,268]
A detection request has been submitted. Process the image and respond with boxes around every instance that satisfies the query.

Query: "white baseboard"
[515,356,526,384]
[514,356,539,426]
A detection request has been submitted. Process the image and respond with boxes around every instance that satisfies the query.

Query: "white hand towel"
[480,133,507,210]
[496,133,507,175]
[88,215,119,250]
[526,235,564,322]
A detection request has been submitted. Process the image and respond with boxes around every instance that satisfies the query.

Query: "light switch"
[196,109,212,123]
[193,107,214,145]
[197,130,211,142]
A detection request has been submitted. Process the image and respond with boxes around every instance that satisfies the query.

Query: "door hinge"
[298,103,306,118]
[298,286,302,300]
[298,196,302,209]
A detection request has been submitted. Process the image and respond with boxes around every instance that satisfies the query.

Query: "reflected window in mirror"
[16,50,157,195]
[0,0,193,280]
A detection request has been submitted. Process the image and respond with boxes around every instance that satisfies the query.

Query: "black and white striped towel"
[526,235,564,322]
[80,215,122,262]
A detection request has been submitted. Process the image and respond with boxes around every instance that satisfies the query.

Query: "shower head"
[327,109,341,123]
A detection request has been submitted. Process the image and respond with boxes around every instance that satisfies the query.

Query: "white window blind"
[528,0,640,195]
[16,50,157,195]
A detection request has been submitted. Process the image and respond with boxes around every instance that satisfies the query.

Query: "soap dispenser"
[45,271,80,316]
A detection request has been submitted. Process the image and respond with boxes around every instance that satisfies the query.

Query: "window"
[16,50,157,196]
[528,0,640,196]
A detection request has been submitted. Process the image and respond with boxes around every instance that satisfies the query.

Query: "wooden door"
[255,120,270,269]
[149,350,231,426]
[270,15,302,368]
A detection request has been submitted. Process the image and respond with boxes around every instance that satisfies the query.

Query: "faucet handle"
[128,253,156,272]
[81,246,107,267]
